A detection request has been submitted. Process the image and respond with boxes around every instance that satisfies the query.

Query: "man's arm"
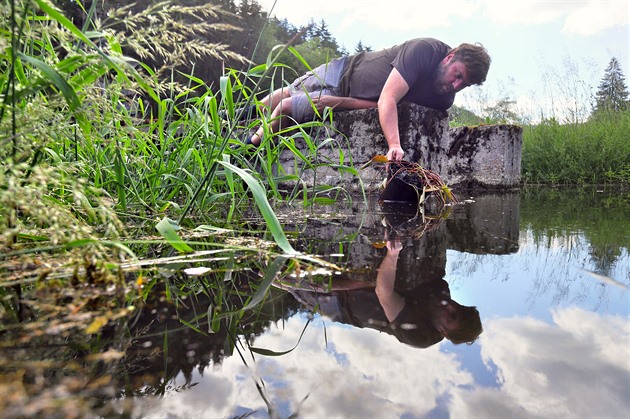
[311,96,377,111]
[375,240,405,322]
[378,68,410,161]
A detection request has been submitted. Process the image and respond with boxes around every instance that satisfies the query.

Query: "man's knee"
[281,97,293,115]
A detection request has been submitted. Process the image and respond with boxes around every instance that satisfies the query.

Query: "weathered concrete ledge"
[277,103,522,192]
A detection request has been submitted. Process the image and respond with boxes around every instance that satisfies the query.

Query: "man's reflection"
[282,239,482,348]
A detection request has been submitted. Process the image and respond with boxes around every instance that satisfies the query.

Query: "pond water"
[1,187,628,418]
[129,187,628,418]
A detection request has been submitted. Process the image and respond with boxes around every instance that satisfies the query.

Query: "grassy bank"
[521,110,630,185]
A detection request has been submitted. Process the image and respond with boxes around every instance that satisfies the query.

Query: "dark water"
[2,187,629,418]
[127,187,628,418]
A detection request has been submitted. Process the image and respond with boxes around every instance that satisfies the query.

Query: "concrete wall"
[276,103,522,192]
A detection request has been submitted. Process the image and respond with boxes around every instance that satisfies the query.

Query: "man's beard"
[433,63,454,96]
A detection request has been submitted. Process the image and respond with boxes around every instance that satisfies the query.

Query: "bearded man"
[243,38,491,161]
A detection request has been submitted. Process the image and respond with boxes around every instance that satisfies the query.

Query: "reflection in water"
[474,307,629,418]
[135,308,628,418]
[133,188,627,418]
[2,188,628,418]
[278,238,482,349]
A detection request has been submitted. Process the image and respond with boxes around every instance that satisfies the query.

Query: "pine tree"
[354,41,373,53]
[594,57,629,113]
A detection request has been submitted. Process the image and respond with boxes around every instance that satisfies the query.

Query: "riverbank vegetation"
[1,0,627,256]
[521,110,630,184]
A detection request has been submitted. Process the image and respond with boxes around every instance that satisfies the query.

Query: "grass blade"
[217,161,297,255]
[155,217,194,253]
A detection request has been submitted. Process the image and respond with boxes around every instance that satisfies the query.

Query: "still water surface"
[130,187,629,418]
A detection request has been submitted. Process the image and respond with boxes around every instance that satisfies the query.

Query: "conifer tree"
[354,41,373,53]
[594,57,629,114]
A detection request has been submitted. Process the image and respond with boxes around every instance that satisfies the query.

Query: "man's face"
[434,54,470,95]
[432,300,461,336]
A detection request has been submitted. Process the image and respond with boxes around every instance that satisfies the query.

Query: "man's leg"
[228,87,291,122]
[260,87,291,111]
[246,58,346,146]
[249,95,293,146]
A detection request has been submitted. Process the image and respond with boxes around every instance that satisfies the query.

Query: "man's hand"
[387,146,405,161]
[386,239,403,253]
[311,95,340,111]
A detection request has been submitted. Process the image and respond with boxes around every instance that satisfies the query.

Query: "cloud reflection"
[139,307,629,418]
[464,307,630,418]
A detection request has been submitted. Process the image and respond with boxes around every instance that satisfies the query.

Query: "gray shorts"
[289,56,348,122]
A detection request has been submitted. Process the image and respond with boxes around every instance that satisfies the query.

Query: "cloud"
[562,0,629,35]
[260,0,628,38]
[473,1,628,35]
[481,1,574,26]
[468,308,630,418]
[258,0,482,32]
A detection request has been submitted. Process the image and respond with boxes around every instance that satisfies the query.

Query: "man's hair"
[450,43,491,85]
[445,304,483,345]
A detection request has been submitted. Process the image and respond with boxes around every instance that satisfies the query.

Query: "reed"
[0,0,362,271]
[522,110,630,185]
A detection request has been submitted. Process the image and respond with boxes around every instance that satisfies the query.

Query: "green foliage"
[522,110,630,185]
[448,105,485,127]
[286,37,341,72]
[520,186,629,275]
[0,0,360,259]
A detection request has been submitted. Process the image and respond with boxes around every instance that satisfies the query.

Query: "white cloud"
[260,0,629,37]
[259,0,482,32]
[470,308,630,418]
[481,1,573,26]
[562,0,629,35]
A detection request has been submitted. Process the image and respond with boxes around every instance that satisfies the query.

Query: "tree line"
[54,0,372,96]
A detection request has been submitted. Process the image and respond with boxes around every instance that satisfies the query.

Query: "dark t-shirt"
[290,279,450,349]
[340,38,454,111]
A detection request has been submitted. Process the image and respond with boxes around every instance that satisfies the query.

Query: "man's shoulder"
[403,37,451,53]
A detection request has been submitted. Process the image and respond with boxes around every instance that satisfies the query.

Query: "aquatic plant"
[364,157,459,207]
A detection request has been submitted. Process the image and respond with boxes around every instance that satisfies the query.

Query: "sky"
[255,0,629,121]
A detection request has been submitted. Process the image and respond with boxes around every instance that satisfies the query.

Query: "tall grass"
[521,110,630,185]
[0,0,360,264]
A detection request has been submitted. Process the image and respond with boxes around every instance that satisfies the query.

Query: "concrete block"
[276,103,522,192]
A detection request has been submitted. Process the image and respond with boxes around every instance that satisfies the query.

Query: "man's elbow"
[377,95,397,110]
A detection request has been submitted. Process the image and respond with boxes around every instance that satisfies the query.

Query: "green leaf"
[155,217,194,253]
[241,256,287,312]
[35,0,94,45]
[17,53,81,111]
[217,161,297,255]
[219,75,234,118]
[179,318,207,336]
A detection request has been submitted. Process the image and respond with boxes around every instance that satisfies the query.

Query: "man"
[276,239,483,348]
[244,37,490,161]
